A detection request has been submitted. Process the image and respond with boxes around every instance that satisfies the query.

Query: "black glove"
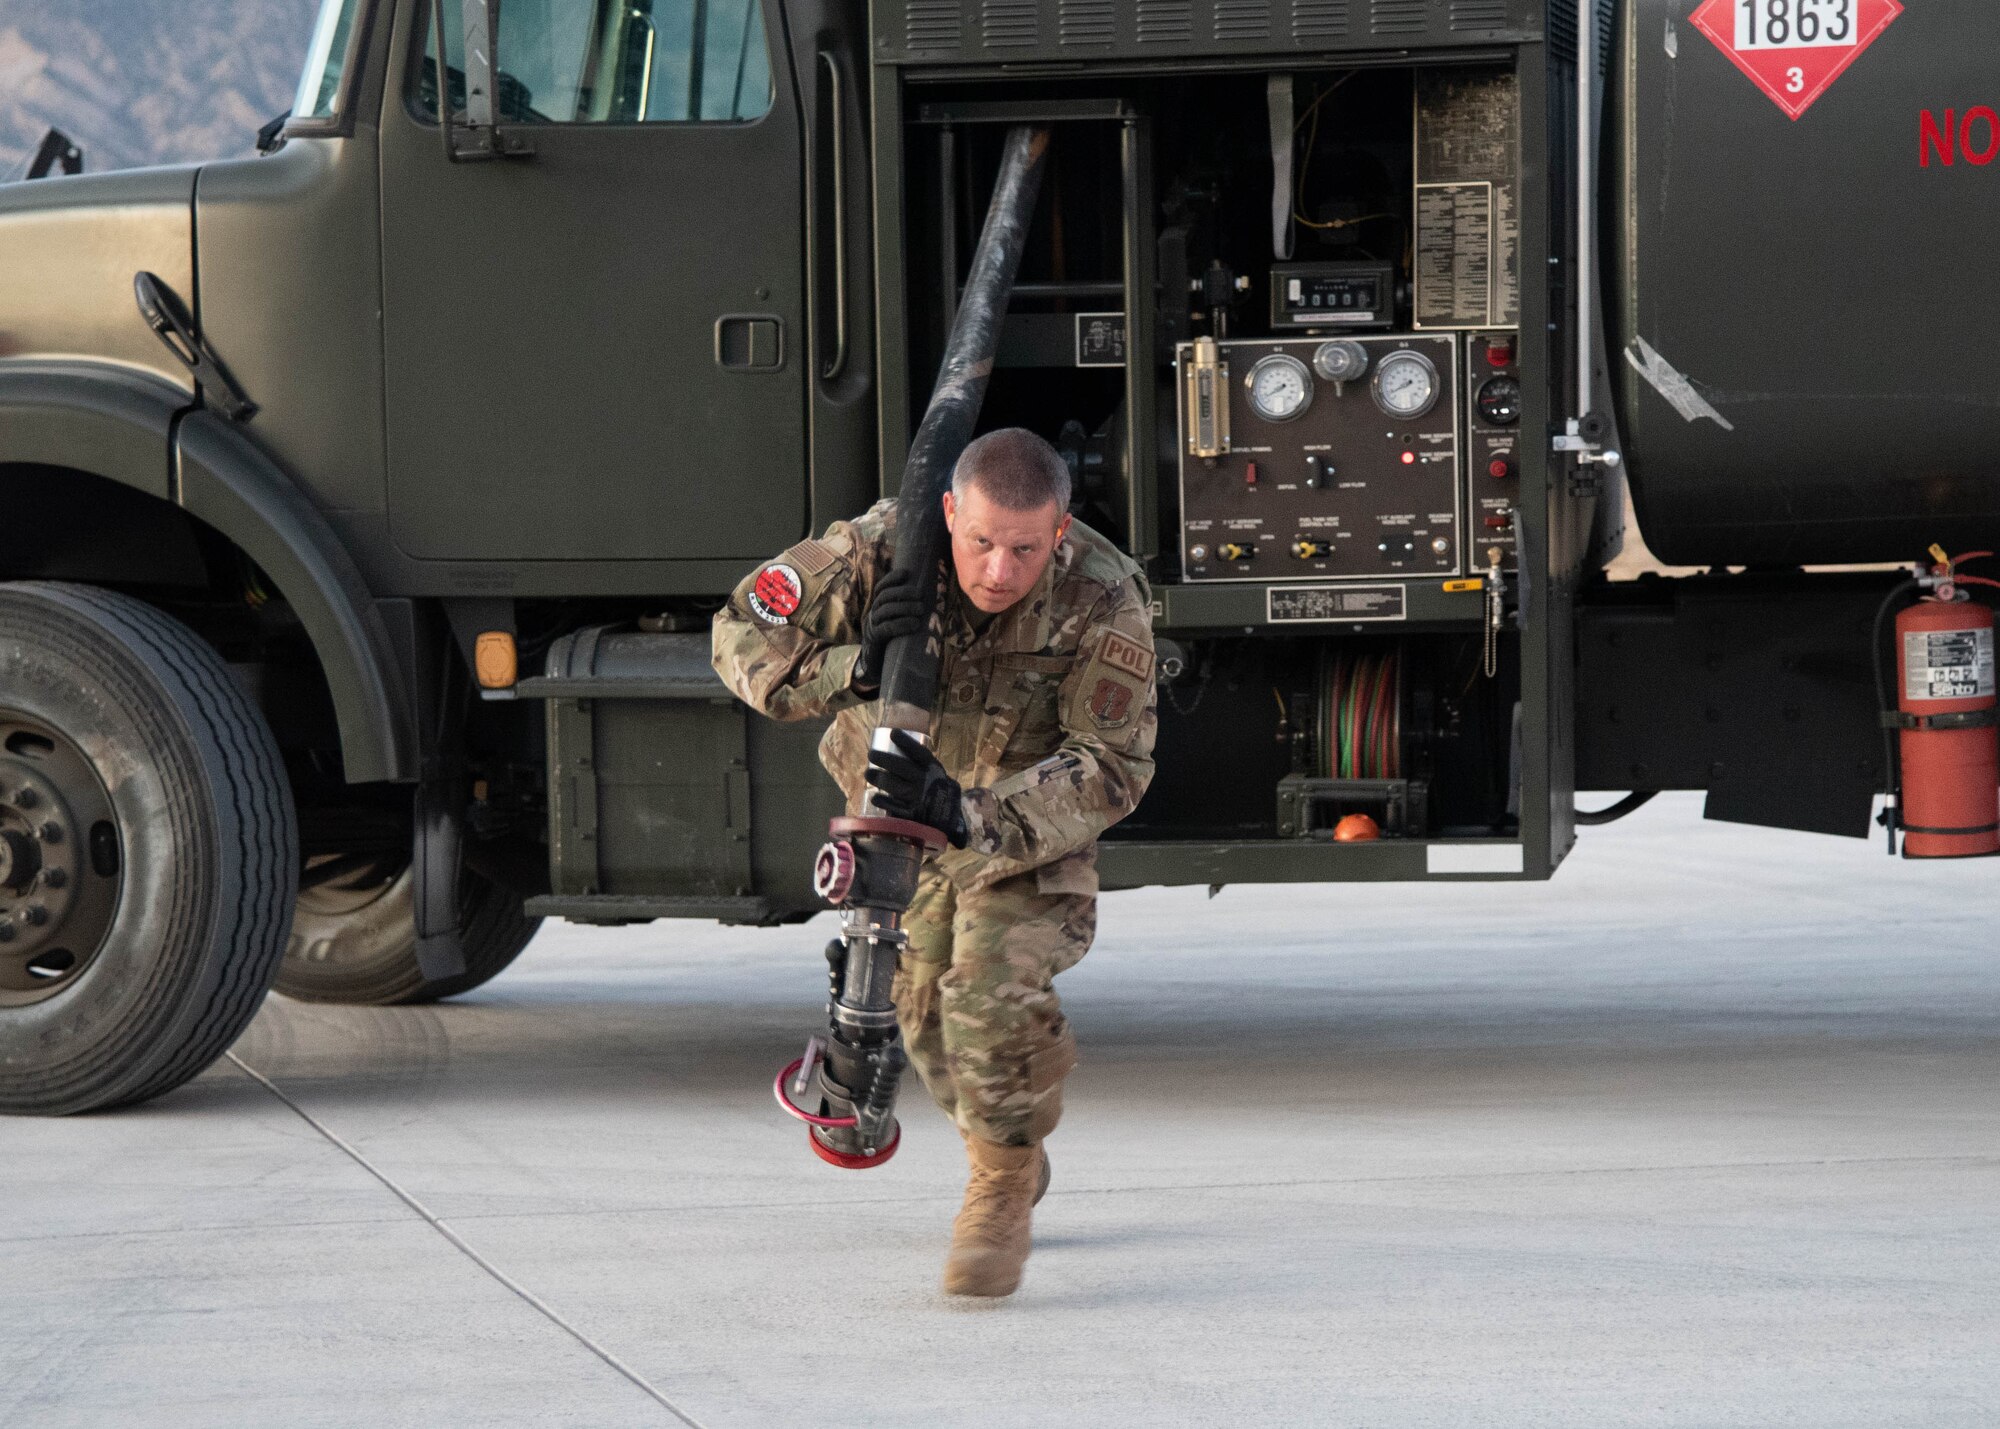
[865,729,969,848]
[853,567,926,693]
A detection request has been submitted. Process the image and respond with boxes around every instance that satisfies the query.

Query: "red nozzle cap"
[809,1124,901,1170]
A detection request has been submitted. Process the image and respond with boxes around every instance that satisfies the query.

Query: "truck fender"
[0,363,414,783]
[176,411,413,784]
[0,361,179,499]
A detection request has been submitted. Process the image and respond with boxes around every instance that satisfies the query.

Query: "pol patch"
[749,563,804,624]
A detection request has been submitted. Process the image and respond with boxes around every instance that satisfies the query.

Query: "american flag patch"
[787,538,839,577]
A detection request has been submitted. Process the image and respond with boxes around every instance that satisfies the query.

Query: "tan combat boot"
[962,1130,1052,1203]
[943,1136,1043,1297]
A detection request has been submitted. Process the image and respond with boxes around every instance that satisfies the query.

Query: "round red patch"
[749,563,803,623]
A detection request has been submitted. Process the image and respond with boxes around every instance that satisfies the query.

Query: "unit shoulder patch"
[748,563,804,624]
[1088,677,1134,728]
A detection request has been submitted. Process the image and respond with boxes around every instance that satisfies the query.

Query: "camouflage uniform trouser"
[891,867,1095,1147]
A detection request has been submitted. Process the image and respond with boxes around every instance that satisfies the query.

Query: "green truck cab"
[3,0,1994,1112]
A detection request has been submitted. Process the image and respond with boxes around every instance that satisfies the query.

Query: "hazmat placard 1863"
[1688,0,1903,120]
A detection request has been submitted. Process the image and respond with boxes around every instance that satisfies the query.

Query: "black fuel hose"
[1573,791,1658,826]
[874,126,1051,736]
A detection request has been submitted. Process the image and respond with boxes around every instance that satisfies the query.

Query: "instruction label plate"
[1267,584,1408,623]
[1414,73,1520,330]
[1904,626,1995,701]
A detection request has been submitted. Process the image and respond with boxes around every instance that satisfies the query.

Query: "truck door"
[377,0,807,563]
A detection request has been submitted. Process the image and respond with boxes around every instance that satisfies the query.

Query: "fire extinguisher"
[1883,548,2000,858]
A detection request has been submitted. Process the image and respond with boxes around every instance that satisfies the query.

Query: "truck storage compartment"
[522,628,841,922]
[1125,631,1521,843]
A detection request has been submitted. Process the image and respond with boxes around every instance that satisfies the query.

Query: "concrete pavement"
[3,793,1997,1427]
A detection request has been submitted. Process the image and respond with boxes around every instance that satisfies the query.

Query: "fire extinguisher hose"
[1872,577,1922,855]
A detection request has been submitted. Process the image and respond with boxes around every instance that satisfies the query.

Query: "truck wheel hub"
[0,715,120,1005]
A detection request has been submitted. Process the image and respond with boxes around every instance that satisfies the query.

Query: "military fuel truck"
[1,0,1992,1113]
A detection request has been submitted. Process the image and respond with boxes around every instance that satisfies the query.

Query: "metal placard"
[1075,312,1127,367]
[1266,584,1408,623]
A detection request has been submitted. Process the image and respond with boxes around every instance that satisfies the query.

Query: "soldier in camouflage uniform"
[712,427,1157,1297]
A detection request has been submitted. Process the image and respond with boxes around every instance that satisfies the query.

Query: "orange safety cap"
[1332,813,1380,842]
[473,631,518,689]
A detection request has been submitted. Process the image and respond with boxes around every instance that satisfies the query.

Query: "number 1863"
[1736,0,1854,47]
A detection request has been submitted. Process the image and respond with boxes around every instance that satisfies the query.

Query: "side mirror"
[256,111,292,156]
[25,128,83,181]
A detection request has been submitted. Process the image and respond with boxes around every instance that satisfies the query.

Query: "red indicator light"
[1400,450,1416,466]
[1486,341,1513,367]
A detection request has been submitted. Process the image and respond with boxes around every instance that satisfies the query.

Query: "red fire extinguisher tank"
[1895,596,1999,858]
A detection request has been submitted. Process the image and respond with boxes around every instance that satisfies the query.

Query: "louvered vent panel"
[982,0,1038,47]
[1291,0,1350,39]
[1370,0,1428,35]
[1059,0,1116,43]
[1137,0,1195,42]
[904,0,964,49]
[1545,0,1611,64]
[1450,0,1507,29]
[1214,0,1272,40]
[1547,0,1575,56]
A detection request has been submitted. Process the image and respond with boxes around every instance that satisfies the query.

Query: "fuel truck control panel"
[1465,332,1523,569]
[1177,334,1465,582]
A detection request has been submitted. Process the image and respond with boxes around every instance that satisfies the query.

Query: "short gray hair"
[950,427,1073,514]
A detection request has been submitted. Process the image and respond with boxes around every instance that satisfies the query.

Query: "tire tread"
[0,583,296,1113]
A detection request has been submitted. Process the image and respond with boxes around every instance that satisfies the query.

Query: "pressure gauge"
[1311,339,1369,384]
[1477,375,1522,426]
[1245,353,1314,423]
[1370,349,1440,420]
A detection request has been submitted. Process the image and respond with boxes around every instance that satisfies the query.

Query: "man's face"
[942,483,1070,615]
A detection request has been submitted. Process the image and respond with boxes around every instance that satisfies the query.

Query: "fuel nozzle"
[774,816,946,1168]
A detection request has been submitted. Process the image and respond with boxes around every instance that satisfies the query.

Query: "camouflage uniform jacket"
[711,498,1157,894]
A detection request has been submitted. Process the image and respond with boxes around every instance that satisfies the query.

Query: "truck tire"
[0,582,297,1115]
[275,860,539,1005]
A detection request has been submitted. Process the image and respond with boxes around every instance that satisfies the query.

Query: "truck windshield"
[294,0,363,120]
[421,0,773,124]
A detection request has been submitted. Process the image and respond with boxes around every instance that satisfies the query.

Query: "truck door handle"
[818,51,849,381]
[716,315,784,370]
